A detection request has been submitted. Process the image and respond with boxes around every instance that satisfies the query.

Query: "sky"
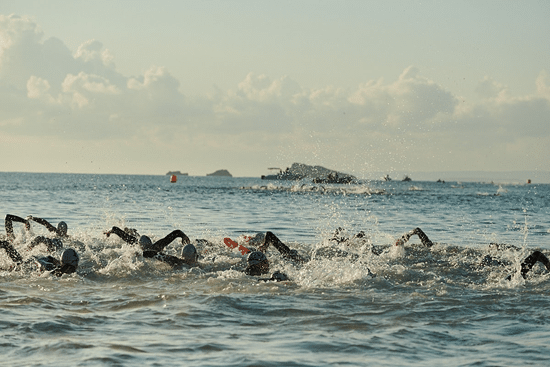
[0,0,549,180]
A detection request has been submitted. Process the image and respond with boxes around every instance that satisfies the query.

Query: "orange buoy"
[170,175,177,183]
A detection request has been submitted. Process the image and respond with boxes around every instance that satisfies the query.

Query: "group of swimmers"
[1,213,549,282]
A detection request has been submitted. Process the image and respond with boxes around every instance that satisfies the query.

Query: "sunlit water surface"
[0,173,549,366]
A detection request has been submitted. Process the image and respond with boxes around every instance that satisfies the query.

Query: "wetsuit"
[105,226,192,267]
[5,214,30,240]
[260,231,306,263]
[1,240,77,276]
[395,227,433,247]
[27,216,67,252]
[520,251,550,279]
[105,226,140,244]
[0,240,23,263]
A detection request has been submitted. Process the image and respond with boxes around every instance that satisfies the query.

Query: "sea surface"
[0,172,549,367]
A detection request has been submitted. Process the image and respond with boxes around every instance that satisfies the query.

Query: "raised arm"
[5,214,30,240]
[150,230,191,253]
[29,236,63,252]
[28,216,58,233]
[395,227,433,247]
[520,251,550,279]
[261,231,305,263]
[104,226,139,244]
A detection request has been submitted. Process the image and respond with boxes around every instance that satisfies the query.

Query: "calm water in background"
[0,172,549,366]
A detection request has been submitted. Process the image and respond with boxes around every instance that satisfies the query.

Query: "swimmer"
[258,227,432,263]
[26,215,69,252]
[104,226,196,267]
[0,239,79,276]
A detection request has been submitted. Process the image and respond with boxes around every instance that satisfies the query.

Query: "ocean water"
[0,172,549,366]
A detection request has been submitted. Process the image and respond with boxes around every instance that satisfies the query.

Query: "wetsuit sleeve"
[5,214,30,239]
[263,231,305,263]
[142,250,186,267]
[105,226,138,244]
[520,251,550,279]
[151,230,190,253]
[413,228,434,247]
[29,236,63,252]
[0,240,23,264]
[395,228,433,247]
[153,254,186,267]
[28,216,57,233]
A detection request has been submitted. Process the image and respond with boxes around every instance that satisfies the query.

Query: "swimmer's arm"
[29,236,62,252]
[104,226,138,244]
[27,216,57,233]
[395,228,433,247]
[262,231,305,263]
[413,228,433,247]
[153,253,186,267]
[0,240,23,263]
[5,214,30,239]
[151,230,191,253]
[520,251,550,279]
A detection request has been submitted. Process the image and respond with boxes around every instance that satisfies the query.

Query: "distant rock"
[207,169,232,177]
[166,171,188,176]
[261,163,356,183]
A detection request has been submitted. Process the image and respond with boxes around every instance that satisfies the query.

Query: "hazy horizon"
[1,168,548,184]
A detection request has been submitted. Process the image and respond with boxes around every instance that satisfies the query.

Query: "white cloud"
[0,13,548,176]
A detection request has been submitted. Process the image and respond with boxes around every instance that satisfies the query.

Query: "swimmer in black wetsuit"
[391,229,549,280]
[257,228,432,262]
[25,215,69,252]
[0,239,79,276]
[104,226,197,267]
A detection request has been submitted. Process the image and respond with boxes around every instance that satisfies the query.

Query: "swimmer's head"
[57,221,68,236]
[138,235,153,251]
[245,251,269,276]
[61,248,79,268]
[181,244,198,264]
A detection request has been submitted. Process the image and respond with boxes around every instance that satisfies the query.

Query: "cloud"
[0,13,548,175]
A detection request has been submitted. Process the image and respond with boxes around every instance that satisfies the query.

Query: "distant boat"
[382,175,392,181]
[402,175,412,182]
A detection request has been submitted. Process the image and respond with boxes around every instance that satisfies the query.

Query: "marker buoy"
[170,175,177,183]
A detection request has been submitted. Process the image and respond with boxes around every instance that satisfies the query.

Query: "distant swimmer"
[104,226,197,267]
[0,239,79,276]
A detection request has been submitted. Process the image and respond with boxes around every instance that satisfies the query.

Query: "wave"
[239,183,387,195]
